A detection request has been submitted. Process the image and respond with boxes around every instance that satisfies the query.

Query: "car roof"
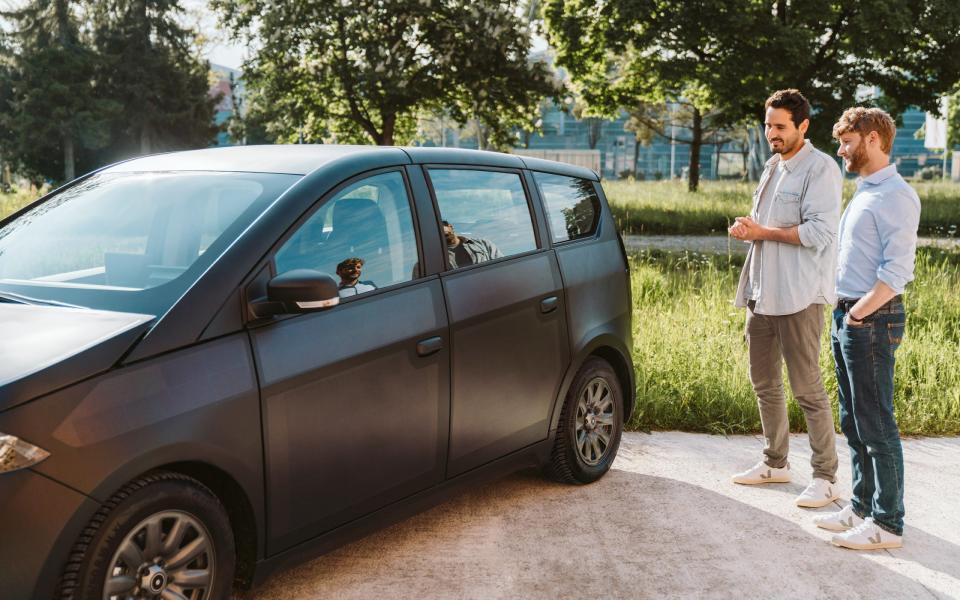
[102,144,599,181]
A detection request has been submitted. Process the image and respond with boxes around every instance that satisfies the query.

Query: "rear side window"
[533,173,601,243]
[428,169,537,270]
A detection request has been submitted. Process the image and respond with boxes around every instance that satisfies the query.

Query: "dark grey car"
[0,145,634,600]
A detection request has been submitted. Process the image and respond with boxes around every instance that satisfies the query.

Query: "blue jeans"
[831,303,906,536]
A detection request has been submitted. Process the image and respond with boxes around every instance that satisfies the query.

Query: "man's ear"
[868,130,881,147]
[798,118,810,136]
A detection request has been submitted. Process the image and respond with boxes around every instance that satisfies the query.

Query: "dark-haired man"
[336,257,377,297]
[443,220,502,268]
[813,107,919,550]
[729,89,843,509]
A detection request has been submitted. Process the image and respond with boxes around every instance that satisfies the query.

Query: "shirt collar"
[858,163,898,186]
[764,139,813,173]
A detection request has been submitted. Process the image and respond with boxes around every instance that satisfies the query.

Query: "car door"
[248,169,450,554]
[425,166,570,477]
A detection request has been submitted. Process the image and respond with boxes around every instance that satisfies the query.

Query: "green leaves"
[216,0,555,147]
[0,0,218,184]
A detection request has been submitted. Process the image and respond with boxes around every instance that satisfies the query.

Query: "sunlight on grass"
[628,248,960,436]
[0,187,41,219]
[605,179,960,236]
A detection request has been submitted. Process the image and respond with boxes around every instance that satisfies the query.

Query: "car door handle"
[416,336,443,357]
[540,296,559,314]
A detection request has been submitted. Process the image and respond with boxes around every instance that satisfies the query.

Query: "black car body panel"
[0,145,633,599]
[0,304,153,411]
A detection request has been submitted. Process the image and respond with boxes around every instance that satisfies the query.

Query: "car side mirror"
[250,269,340,317]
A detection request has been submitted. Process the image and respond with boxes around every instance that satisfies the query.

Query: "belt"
[837,295,903,314]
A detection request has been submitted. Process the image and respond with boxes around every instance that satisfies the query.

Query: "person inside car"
[442,220,502,268]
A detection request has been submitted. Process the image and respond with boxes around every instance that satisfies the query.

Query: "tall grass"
[606,179,960,236]
[628,247,960,436]
[0,187,41,219]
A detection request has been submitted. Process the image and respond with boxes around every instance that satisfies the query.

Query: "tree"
[91,0,218,162]
[0,0,110,183]
[544,0,960,189]
[215,0,555,146]
[623,101,741,185]
[543,0,776,190]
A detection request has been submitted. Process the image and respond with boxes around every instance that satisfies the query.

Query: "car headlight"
[0,433,50,474]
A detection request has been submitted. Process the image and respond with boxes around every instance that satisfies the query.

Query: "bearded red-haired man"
[813,107,920,550]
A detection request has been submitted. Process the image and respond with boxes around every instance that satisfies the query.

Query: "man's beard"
[844,142,869,173]
[770,132,801,155]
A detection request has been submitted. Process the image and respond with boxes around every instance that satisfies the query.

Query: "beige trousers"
[746,303,838,482]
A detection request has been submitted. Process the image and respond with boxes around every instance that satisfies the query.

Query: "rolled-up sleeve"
[875,190,921,293]
[797,157,842,250]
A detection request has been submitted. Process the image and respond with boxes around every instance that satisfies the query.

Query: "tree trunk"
[777,0,788,24]
[687,106,703,192]
[380,113,395,145]
[140,126,152,155]
[63,134,75,182]
[634,138,641,177]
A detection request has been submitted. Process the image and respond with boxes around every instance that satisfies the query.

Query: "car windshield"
[0,170,300,315]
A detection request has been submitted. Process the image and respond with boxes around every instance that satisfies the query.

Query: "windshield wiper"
[0,291,86,309]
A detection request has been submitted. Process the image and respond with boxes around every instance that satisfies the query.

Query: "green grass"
[606,179,960,237]
[627,247,960,436]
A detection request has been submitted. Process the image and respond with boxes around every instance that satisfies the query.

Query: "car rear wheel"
[58,471,235,600]
[544,357,624,484]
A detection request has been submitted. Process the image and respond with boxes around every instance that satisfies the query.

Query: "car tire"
[544,357,624,484]
[58,471,235,600]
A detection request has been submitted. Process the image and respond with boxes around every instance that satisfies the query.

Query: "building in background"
[207,68,951,180]
[209,64,242,147]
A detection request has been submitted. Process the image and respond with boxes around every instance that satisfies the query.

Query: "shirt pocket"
[770,190,801,226]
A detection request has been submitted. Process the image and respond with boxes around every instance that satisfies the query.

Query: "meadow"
[0,187,41,219]
[627,248,960,436]
[606,179,960,236]
[4,183,958,436]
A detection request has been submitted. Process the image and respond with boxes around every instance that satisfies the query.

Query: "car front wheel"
[545,356,624,484]
[58,471,235,600]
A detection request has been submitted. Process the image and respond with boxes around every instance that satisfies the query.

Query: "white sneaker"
[813,504,863,532]
[795,477,841,508]
[831,517,903,550]
[731,461,791,485]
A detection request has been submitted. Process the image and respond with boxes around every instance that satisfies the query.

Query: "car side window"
[427,169,537,270]
[533,172,601,244]
[275,171,419,298]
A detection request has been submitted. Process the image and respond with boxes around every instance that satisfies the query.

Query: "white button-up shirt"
[734,140,842,315]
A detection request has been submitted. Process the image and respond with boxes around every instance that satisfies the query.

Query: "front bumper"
[0,468,96,600]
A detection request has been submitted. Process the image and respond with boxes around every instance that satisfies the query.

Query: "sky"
[183,0,247,70]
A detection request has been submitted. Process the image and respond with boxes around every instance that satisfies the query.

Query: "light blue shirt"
[835,164,920,298]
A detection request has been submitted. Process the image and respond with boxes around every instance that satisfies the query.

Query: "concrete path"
[252,432,960,599]
[624,234,960,255]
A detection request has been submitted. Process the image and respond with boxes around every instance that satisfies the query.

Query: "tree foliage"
[215,0,557,147]
[91,0,219,161]
[544,0,960,188]
[0,0,111,183]
[0,0,218,184]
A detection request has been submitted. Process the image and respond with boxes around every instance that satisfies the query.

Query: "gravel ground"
[252,432,960,599]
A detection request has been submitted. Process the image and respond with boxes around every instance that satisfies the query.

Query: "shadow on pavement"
[253,467,954,599]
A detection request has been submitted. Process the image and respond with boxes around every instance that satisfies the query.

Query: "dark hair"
[765,89,811,128]
[336,257,364,271]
